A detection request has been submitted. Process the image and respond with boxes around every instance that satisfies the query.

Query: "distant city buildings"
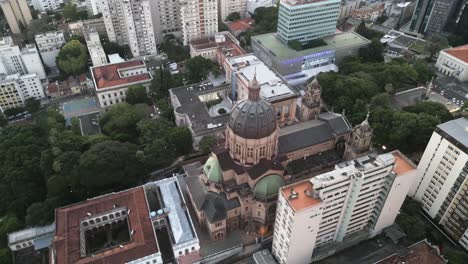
[30,0,63,11]
[149,0,181,43]
[0,0,32,34]
[272,150,417,263]
[0,73,44,113]
[0,36,46,80]
[35,30,66,68]
[350,3,385,22]
[219,0,247,21]
[409,117,468,251]
[100,0,157,57]
[409,0,457,34]
[435,44,468,82]
[246,0,275,14]
[179,0,218,45]
[277,0,341,44]
[339,0,361,20]
[91,59,152,108]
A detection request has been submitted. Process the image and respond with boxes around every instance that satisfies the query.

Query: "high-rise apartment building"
[272,150,417,263]
[149,0,181,43]
[179,0,218,45]
[409,0,457,34]
[35,30,66,68]
[30,0,63,11]
[0,0,32,34]
[0,73,44,113]
[219,0,247,21]
[84,27,107,66]
[277,0,340,43]
[100,0,157,57]
[409,117,468,250]
[0,37,46,80]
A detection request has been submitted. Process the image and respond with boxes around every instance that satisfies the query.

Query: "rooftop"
[91,60,152,90]
[443,44,468,63]
[391,150,417,176]
[227,18,255,32]
[61,97,100,118]
[436,117,468,149]
[190,32,246,58]
[281,180,322,212]
[252,249,277,264]
[376,240,447,264]
[252,32,370,61]
[53,187,159,264]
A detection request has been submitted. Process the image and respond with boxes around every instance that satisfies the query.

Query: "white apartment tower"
[179,0,218,45]
[272,150,417,264]
[100,0,157,57]
[149,0,181,43]
[0,0,32,34]
[409,117,468,250]
[35,30,66,68]
[84,28,107,66]
[219,0,247,21]
[0,73,44,113]
[30,0,63,11]
[0,37,46,80]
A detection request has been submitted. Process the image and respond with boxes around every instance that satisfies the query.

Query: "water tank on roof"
[150,211,157,217]
[215,34,226,43]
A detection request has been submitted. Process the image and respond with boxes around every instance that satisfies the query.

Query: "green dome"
[254,174,284,199]
[203,156,223,183]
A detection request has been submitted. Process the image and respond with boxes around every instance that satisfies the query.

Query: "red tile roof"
[47,83,58,94]
[190,33,246,59]
[92,60,151,90]
[53,187,158,264]
[377,240,447,264]
[444,44,468,63]
[227,18,254,32]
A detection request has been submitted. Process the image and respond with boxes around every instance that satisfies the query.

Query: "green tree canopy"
[226,12,241,21]
[25,97,41,113]
[0,113,7,128]
[100,103,147,142]
[126,85,148,105]
[185,56,216,83]
[56,40,89,76]
[199,135,216,154]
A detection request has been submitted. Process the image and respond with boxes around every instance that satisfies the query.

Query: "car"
[452,98,456,102]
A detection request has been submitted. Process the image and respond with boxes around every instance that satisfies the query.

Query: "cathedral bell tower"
[300,77,322,121]
[344,113,373,160]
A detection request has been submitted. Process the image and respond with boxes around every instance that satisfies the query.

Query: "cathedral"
[184,76,373,240]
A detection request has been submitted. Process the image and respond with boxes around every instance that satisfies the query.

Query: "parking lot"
[433,71,468,107]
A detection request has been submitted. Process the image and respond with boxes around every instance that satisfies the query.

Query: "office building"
[100,0,157,57]
[91,59,152,108]
[0,36,47,80]
[409,0,457,34]
[219,0,247,21]
[409,117,468,250]
[34,30,66,68]
[179,0,218,45]
[0,73,44,113]
[30,0,63,11]
[0,0,32,34]
[272,150,417,263]
[189,32,246,67]
[86,0,102,15]
[84,27,107,66]
[277,0,341,44]
[435,44,468,82]
[149,0,181,43]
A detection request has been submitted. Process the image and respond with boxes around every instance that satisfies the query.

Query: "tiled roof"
[444,44,468,63]
[227,18,254,32]
[91,60,151,90]
[53,187,158,264]
[376,240,447,264]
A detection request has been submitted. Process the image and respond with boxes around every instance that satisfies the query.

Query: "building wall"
[96,83,150,108]
[409,0,457,34]
[435,50,468,82]
[18,73,44,100]
[0,39,46,80]
[179,0,218,45]
[0,78,23,113]
[21,45,47,80]
[35,31,66,68]
[219,0,247,21]
[339,0,361,20]
[30,0,63,11]
[150,0,181,44]
[0,0,32,34]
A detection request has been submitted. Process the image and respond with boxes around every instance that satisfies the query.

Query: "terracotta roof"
[227,18,254,32]
[391,151,416,176]
[444,44,468,63]
[92,60,151,90]
[47,83,58,93]
[377,240,447,264]
[53,187,158,264]
[190,32,246,58]
[281,180,322,212]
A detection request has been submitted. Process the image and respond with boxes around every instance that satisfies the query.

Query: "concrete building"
[34,30,66,68]
[149,0,181,44]
[375,239,447,264]
[277,0,341,44]
[272,150,417,263]
[8,224,55,264]
[251,32,370,85]
[84,27,107,66]
[351,3,385,22]
[100,0,157,57]
[409,0,457,34]
[219,0,247,21]
[409,117,468,250]
[247,0,275,14]
[179,0,218,45]
[85,0,102,15]
[189,32,246,67]
[68,18,108,40]
[0,0,32,34]
[0,73,44,113]
[435,44,468,82]
[91,59,152,108]
[0,36,47,80]
[339,0,361,20]
[30,0,63,11]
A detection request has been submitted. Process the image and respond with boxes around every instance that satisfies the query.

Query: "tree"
[169,127,193,155]
[427,35,448,61]
[3,107,25,117]
[160,36,190,62]
[0,215,22,247]
[375,15,388,25]
[443,248,468,264]
[56,40,89,76]
[403,101,453,123]
[358,39,384,62]
[199,135,216,154]
[101,41,132,59]
[226,12,241,21]
[0,248,12,264]
[396,212,426,241]
[413,60,434,84]
[62,4,79,21]
[252,6,278,34]
[0,113,7,128]
[185,56,216,83]
[126,85,148,105]
[100,103,147,142]
[25,97,41,113]
[24,17,56,43]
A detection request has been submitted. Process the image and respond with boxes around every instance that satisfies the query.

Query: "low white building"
[30,0,63,11]
[272,150,417,264]
[0,73,44,113]
[91,59,152,108]
[35,30,66,68]
[84,27,107,66]
[435,44,468,82]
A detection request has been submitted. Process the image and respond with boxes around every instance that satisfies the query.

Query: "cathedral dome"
[254,174,284,199]
[228,74,277,139]
[203,156,223,183]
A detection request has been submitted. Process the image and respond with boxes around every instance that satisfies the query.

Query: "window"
[247,147,253,157]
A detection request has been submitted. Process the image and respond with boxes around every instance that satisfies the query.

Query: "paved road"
[433,71,468,106]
